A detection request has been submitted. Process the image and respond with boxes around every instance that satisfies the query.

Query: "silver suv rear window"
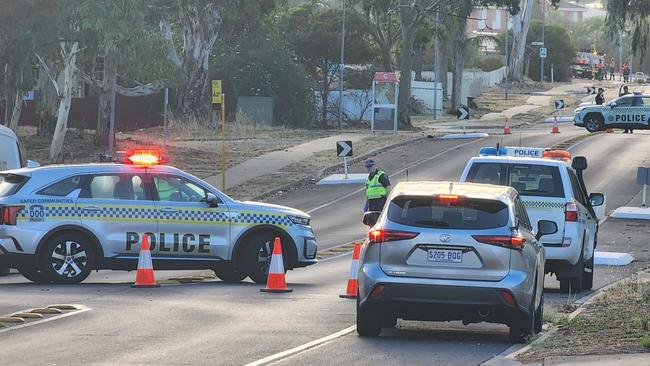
[388,196,509,229]
[466,163,565,198]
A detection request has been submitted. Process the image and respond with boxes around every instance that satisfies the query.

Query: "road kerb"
[0,317,25,323]
[480,268,650,366]
[11,313,44,319]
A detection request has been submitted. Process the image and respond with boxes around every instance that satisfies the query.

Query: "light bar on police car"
[479,146,570,161]
[125,149,165,166]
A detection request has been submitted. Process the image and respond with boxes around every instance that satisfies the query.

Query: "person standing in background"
[609,58,616,80]
[595,88,605,105]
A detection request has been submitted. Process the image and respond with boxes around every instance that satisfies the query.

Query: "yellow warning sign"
[212,80,222,104]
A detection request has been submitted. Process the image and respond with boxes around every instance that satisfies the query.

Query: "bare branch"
[159,19,182,67]
[35,53,61,97]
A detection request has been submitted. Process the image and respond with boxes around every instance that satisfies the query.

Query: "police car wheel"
[42,233,95,284]
[585,114,604,132]
[243,232,287,284]
[213,266,247,283]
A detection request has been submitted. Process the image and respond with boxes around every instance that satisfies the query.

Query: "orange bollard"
[132,234,160,288]
[503,117,512,135]
[339,242,362,299]
[260,237,292,293]
[551,116,560,134]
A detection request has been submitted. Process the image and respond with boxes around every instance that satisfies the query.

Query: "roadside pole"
[337,0,346,130]
[504,12,509,100]
[540,2,545,85]
[221,93,226,192]
[433,10,439,118]
[163,87,168,150]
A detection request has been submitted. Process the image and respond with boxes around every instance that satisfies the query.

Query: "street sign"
[457,106,469,120]
[531,41,544,46]
[539,47,547,58]
[337,141,353,157]
[637,167,650,185]
[586,87,596,95]
[211,80,222,105]
[554,99,565,110]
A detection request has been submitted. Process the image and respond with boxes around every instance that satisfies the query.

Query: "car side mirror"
[572,156,588,171]
[536,220,558,241]
[25,160,40,168]
[589,193,605,207]
[363,211,381,227]
[205,193,219,208]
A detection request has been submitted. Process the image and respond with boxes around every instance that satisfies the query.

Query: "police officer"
[619,86,633,133]
[364,159,391,212]
[595,88,605,105]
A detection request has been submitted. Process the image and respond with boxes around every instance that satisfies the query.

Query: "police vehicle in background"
[358,182,556,342]
[0,149,317,284]
[574,92,650,132]
[460,147,606,294]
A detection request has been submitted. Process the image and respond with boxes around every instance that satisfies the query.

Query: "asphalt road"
[0,125,649,366]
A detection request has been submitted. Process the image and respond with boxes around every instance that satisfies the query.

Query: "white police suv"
[0,150,318,284]
[460,147,606,293]
[575,92,650,132]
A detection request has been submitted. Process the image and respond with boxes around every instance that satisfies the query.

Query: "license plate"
[427,249,463,263]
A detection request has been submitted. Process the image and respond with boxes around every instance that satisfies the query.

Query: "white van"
[0,124,38,275]
[0,124,23,171]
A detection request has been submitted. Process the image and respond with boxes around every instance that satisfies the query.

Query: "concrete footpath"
[203,133,368,190]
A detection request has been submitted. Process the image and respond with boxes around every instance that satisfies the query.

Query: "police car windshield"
[466,163,564,198]
[388,196,509,230]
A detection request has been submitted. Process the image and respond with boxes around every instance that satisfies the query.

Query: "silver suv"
[358,182,556,342]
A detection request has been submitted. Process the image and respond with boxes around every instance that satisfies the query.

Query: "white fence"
[318,66,507,121]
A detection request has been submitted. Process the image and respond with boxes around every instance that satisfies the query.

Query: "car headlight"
[288,215,310,226]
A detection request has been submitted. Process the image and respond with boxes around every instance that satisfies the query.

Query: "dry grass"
[519,272,650,363]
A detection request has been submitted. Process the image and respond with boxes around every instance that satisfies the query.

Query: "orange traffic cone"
[503,117,512,135]
[551,116,560,134]
[606,128,614,133]
[260,237,292,293]
[339,241,361,299]
[132,234,159,288]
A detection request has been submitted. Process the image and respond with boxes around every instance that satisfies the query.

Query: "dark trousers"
[367,197,387,212]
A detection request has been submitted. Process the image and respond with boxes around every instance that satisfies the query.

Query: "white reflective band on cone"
[270,253,285,273]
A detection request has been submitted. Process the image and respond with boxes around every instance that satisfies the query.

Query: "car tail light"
[368,229,419,244]
[0,206,24,226]
[472,234,526,249]
[368,285,385,299]
[565,202,578,222]
[501,290,517,306]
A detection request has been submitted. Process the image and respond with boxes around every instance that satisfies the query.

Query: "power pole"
[539,0,546,85]
[433,10,439,119]
[505,11,509,100]
[337,0,346,130]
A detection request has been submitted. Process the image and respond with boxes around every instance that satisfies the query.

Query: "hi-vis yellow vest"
[366,171,387,199]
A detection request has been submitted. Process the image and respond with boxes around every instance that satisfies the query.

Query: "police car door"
[609,96,634,127]
[151,174,229,262]
[76,173,157,259]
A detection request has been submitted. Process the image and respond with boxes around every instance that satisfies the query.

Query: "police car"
[0,149,318,284]
[460,147,606,293]
[574,92,650,132]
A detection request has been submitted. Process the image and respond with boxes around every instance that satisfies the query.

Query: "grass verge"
[518,271,650,363]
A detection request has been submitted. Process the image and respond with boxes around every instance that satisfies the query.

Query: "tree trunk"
[320,88,329,127]
[8,89,22,131]
[169,2,222,119]
[36,67,58,137]
[95,45,117,146]
[509,0,533,82]
[381,43,393,71]
[451,12,469,112]
[437,35,449,109]
[3,63,10,126]
[451,41,466,112]
[50,42,80,164]
[414,47,423,81]
[397,2,417,129]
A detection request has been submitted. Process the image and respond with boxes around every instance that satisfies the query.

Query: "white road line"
[0,305,91,334]
[306,138,486,214]
[244,325,356,366]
